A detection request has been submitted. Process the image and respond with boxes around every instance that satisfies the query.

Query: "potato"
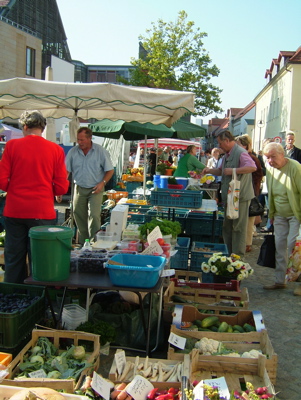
[9,387,65,400]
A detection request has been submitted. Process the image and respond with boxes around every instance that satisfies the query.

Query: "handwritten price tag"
[147,226,162,244]
[91,371,111,400]
[193,381,204,400]
[203,377,230,400]
[141,241,163,255]
[28,369,47,378]
[115,350,126,375]
[126,375,154,400]
[168,332,186,349]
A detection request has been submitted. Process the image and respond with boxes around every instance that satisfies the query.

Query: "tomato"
[157,238,165,246]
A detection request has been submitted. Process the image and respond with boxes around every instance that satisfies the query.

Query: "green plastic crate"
[0,283,45,348]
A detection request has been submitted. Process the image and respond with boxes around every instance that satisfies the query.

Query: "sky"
[56,0,301,123]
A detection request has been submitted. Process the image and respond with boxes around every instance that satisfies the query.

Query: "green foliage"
[76,320,116,346]
[139,218,182,238]
[122,11,223,116]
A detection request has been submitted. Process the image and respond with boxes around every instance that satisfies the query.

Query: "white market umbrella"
[0,78,195,126]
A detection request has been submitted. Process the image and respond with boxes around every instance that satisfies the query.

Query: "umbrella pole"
[143,135,147,198]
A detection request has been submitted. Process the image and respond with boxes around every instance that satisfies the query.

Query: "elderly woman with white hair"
[263,142,301,294]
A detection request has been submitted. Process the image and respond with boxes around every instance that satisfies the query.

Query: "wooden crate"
[172,305,265,331]
[0,385,88,400]
[5,329,100,393]
[0,247,4,264]
[168,325,277,384]
[189,348,275,395]
[109,350,190,388]
[164,280,249,314]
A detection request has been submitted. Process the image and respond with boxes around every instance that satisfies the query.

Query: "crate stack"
[162,271,278,392]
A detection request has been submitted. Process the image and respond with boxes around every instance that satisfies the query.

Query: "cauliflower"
[221,352,240,357]
[241,349,263,358]
[195,338,220,355]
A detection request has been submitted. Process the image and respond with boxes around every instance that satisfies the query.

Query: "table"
[24,270,164,356]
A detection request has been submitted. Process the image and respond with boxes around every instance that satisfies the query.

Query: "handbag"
[249,197,264,217]
[226,168,240,219]
[257,233,276,268]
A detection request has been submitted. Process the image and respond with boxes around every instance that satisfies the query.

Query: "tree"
[125,11,223,117]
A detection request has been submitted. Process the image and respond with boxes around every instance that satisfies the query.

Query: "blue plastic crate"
[126,181,143,193]
[170,237,191,270]
[190,242,228,272]
[145,209,188,229]
[105,254,166,288]
[185,212,223,237]
[127,213,146,224]
[150,189,203,208]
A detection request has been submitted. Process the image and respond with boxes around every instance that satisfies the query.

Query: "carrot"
[111,383,127,399]
[117,389,129,400]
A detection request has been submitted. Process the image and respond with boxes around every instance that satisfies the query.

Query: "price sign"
[193,381,204,400]
[126,375,154,400]
[115,350,126,375]
[161,268,175,277]
[147,226,162,244]
[141,241,163,255]
[168,332,186,349]
[91,371,111,400]
[28,369,47,378]
[203,377,230,399]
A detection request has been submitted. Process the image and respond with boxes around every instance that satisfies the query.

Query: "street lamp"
[257,120,265,150]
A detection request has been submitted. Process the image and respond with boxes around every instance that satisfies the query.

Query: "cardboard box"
[168,325,277,384]
[5,329,100,393]
[164,280,249,314]
[188,348,275,395]
[109,350,189,388]
[109,204,129,241]
[172,305,265,331]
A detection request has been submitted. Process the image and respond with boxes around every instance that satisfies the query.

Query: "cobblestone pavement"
[55,201,300,399]
[242,228,301,400]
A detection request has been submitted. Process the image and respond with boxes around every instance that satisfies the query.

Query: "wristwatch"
[103,180,106,184]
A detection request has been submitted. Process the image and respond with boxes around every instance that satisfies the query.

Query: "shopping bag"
[286,241,301,281]
[257,234,276,268]
[249,197,264,217]
[226,168,240,219]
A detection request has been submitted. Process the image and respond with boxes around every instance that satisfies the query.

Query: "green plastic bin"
[29,226,73,282]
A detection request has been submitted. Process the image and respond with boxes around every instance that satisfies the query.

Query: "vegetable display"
[139,218,182,239]
[8,387,65,400]
[76,320,116,346]
[16,337,92,381]
[0,293,40,314]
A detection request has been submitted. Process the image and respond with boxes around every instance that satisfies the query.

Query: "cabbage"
[30,355,44,364]
[72,345,86,360]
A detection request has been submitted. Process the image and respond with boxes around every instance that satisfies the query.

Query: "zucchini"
[233,325,244,333]
[201,316,220,328]
[171,295,189,303]
[243,323,256,332]
[193,319,203,328]
[210,326,218,332]
[218,321,229,332]
[227,325,233,333]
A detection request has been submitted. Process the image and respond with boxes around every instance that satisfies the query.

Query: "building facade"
[0,16,42,80]
[254,47,301,150]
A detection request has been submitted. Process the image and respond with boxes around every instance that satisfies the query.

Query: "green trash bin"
[29,226,73,281]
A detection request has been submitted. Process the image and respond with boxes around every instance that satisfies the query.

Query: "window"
[26,47,35,77]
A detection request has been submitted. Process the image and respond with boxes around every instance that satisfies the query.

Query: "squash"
[9,387,65,400]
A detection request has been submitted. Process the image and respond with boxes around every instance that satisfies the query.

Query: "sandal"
[246,245,252,252]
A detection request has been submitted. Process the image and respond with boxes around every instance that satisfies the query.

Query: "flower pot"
[165,168,174,176]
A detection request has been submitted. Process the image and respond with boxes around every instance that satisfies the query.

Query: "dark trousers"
[4,217,56,284]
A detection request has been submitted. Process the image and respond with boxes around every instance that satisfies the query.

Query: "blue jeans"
[4,217,56,284]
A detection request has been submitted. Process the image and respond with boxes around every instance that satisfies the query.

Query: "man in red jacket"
[0,110,69,283]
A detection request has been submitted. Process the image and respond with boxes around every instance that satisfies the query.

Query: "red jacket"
[0,135,69,219]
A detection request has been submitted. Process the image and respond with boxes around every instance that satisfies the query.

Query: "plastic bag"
[226,168,240,219]
[286,243,301,281]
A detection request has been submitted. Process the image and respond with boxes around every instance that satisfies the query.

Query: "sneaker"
[293,285,301,296]
[263,283,286,290]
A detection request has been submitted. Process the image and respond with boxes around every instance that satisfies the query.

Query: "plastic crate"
[185,212,223,237]
[0,283,45,348]
[145,209,188,228]
[150,188,203,208]
[190,242,228,272]
[105,254,166,288]
[170,237,191,270]
[126,181,143,192]
[127,212,146,224]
